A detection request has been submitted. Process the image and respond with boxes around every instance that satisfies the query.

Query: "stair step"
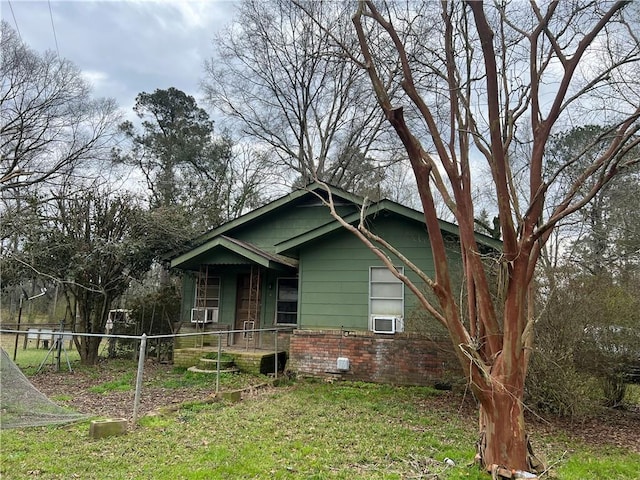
[188,366,239,374]
[199,357,235,369]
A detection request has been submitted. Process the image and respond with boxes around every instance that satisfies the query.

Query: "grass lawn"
[1,334,81,375]
[1,335,638,479]
[2,376,639,480]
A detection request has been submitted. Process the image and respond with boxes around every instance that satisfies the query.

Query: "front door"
[234,271,261,345]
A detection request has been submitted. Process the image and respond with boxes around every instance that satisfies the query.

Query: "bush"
[527,350,601,418]
[528,271,640,416]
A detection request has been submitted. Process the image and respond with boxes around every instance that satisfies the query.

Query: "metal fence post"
[55,318,64,372]
[12,297,23,361]
[216,334,221,394]
[132,333,147,425]
[274,329,278,380]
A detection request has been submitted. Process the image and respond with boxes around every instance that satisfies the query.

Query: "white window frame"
[275,277,298,325]
[369,266,404,333]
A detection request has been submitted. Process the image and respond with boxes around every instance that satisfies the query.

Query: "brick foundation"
[289,329,462,386]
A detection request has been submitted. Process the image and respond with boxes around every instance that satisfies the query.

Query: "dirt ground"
[529,402,640,454]
[29,361,219,421]
[28,360,640,455]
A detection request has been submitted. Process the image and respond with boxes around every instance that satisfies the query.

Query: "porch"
[174,345,288,376]
[172,324,293,376]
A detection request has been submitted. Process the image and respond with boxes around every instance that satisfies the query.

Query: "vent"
[372,315,397,334]
[337,357,350,371]
[191,307,219,323]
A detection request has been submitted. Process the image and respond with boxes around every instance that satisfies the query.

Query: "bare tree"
[12,185,178,365]
[1,21,122,320]
[0,21,120,192]
[202,0,399,192]
[545,125,640,276]
[299,0,640,472]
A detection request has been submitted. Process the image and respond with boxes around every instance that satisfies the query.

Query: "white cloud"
[82,70,109,89]
[2,0,236,113]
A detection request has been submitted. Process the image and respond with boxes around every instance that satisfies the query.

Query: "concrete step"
[187,366,239,374]
[199,357,235,370]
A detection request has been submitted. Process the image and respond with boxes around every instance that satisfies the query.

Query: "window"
[276,277,298,325]
[192,268,220,323]
[369,266,404,332]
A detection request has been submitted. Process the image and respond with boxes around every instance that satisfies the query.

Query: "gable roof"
[169,182,501,269]
[273,198,501,253]
[170,235,299,271]
[189,183,362,246]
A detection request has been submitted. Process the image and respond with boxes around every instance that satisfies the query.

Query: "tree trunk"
[473,265,543,474]
[79,336,102,365]
[477,385,528,472]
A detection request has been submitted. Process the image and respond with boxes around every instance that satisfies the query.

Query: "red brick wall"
[288,329,462,386]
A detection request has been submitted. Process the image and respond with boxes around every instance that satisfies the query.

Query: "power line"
[47,0,60,57]
[7,0,23,42]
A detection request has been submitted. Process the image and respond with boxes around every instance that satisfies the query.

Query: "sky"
[1,0,237,117]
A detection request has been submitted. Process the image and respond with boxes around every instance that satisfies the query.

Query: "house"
[169,183,499,385]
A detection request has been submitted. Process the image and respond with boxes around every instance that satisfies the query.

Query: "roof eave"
[275,199,502,253]
[171,236,298,271]
[181,183,364,252]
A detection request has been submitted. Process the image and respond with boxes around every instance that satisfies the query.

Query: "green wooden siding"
[174,250,256,272]
[232,203,358,252]
[298,213,437,330]
[218,269,235,326]
[200,250,252,265]
[175,189,470,333]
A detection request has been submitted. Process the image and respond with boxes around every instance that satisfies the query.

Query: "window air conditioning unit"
[191,307,219,323]
[372,315,398,334]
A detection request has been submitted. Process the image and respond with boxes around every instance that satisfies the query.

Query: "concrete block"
[89,418,128,439]
[220,390,242,403]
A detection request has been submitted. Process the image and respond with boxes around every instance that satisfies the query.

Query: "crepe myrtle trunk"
[478,374,528,471]
[437,263,530,471]
[377,99,536,471]
[462,243,529,472]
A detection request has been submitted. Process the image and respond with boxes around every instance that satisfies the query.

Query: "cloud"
[82,70,109,89]
[2,0,236,113]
